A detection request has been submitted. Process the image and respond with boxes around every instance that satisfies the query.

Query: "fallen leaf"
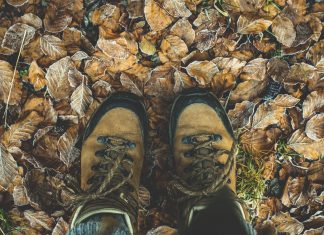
[2,111,43,153]
[195,29,216,52]
[193,8,218,28]
[303,90,324,118]
[186,60,219,86]
[0,144,18,190]
[63,27,95,55]
[286,63,319,90]
[91,3,121,31]
[223,0,266,13]
[306,39,324,65]
[68,67,86,88]
[140,36,156,56]
[271,212,304,234]
[288,129,324,160]
[160,35,188,62]
[70,80,93,117]
[305,114,324,140]
[170,19,195,46]
[212,57,247,76]
[24,210,55,231]
[127,0,144,18]
[28,61,46,91]
[240,58,268,81]
[45,56,74,100]
[92,80,112,98]
[144,0,173,31]
[303,227,324,235]
[270,94,300,108]
[120,73,143,96]
[287,0,306,16]
[0,60,22,105]
[52,217,69,235]
[237,16,272,34]
[57,125,79,167]
[230,79,268,102]
[211,71,236,94]
[228,101,256,130]
[6,0,28,7]
[253,37,276,53]
[20,13,43,29]
[267,58,290,83]
[287,177,309,207]
[272,15,296,47]
[44,2,72,33]
[13,185,29,206]
[173,69,194,93]
[147,225,178,235]
[162,0,191,18]
[1,23,36,52]
[40,35,67,60]
[33,126,54,145]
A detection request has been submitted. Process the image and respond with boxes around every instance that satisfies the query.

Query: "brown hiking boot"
[71,92,148,234]
[169,89,238,231]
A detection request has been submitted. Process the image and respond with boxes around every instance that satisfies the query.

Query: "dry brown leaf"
[68,67,85,87]
[303,227,324,235]
[306,40,324,65]
[120,73,143,96]
[240,128,281,155]
[170,19,195,46]
[271,212,304,234]
[267,58,290,83]
[303,90,324,119]
[70,80,93,117]
[6,0,28,7]
[160,35,188,62]
[57,125,79,167]
[92,80,112,98]
[0,60,22,105]
[305,114,324,141]
[240,58,268,81]
[1,23,36,52]
[212,57,247,76]
[2,111,43,153]
[186,60,219,86]
[288,129,324,160]
[288,177,309,207]
[91,3,121,31]
[0,28,14,55]
[147,225,178,235]
[286,63,319,90]
[237,16,272,34]
[127,0,144,18]
[270,94,300,108]
[223,0,266,13]
[20,13,43,29]
[44,2,72,33]
[228,101,256,130]
[40,35,67,60]
[193,8,218,28]
[63,27,95,55]
[230,79,268,103]
[28,61,46,91]
[287,0,306,15]
[0,144,18,190]
[211,71,236,94]
[162,0,191,18]
[251,102,287,129]
[144,0,173,31]
[46,56,74,100]
[33,126,54,146]
[24,210,55,231]
[253,37,276,53]
[173,69,194,93]
[272,15,296,47]
[195,29,216,52]
[13,185,29,206]
[52,217,69,235]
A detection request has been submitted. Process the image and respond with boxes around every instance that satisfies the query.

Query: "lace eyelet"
[95,150,105,157]
[97,136,109,144]
[126,142,136,149]
[182,136,191,144]
[210,134,222,141]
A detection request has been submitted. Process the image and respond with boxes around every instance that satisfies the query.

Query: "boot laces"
[171,133,235,197]
[71,136,138,212]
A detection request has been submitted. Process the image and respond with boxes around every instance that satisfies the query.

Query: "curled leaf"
[237,16,272,34]
[28,61,46,91]
[144,0,173,31]
[24,210,55,231]
[186,60,219,86]
[0,144,18,190]
[6,0,28,7]
[160,35,188,62]
[303,90,324,119]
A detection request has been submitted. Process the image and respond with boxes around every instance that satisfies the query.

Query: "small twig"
[0,226,5,235]
[3,30,27,128]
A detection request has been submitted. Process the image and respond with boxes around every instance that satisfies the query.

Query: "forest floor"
[0,0,323,234]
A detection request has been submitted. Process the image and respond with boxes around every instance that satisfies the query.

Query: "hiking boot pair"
[70,89,237,234]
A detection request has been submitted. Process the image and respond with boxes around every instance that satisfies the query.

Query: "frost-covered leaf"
[271,212,304,234]
[1,23,36,52]
[303,90,324,118]
[44,2,72,33]
[20,13,43,29]
[160,35,188,62]
[212,57,247,76]
[120,73,143,96]
[147,225,178,235]
[57,125,79,167]
[240,58,268,81]
[40,35,67,60]
[305,114,324,141]
[186,60,219,86]
[144,0,173,31]
[92,80,112,98]
[33,126,54,145]
[237,16,272,34]
[0,60,22,105]
[170,19,195,46]
[24,210,55,231]
[231,79,268,103]
[228,101,256,130]
[288,129,324,160]
[251,102,286,129]
[70,81,93,117]
[13,185,29,206]
[272,15,296,47]
[270,94,300,108]
[6,0,27,6]
[0,144,18,190]
[162,0,191,18]
[306,40,324,65]
[52,217,69,235]
[45,56,74,100]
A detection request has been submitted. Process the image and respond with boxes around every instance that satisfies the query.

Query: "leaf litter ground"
[0,0,323,234]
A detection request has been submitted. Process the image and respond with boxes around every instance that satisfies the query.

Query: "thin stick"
[3,30,27,128]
